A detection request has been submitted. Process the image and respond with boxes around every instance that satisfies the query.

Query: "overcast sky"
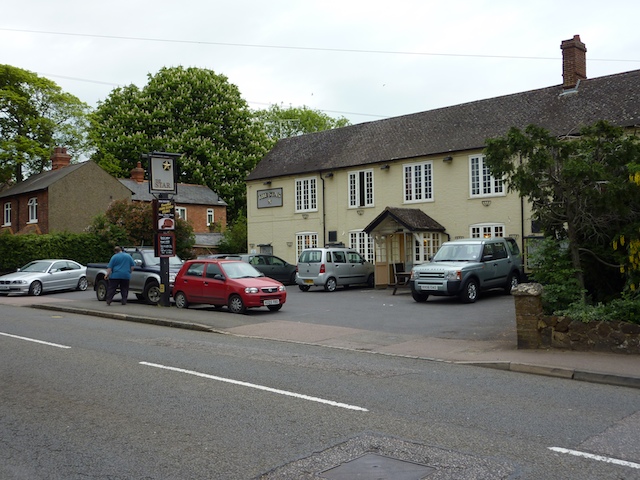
[2,1,639,125]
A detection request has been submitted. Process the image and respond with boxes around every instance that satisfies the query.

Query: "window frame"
[348,230,375,263]
[3,202,11,226]
[296,232,318,259]
[348,169,374,208]
[206,208,214,226]
[470,223,505,239]
[469,154,504,198]
[403,161,434,203]
[295,176,318,213]
[27,197,38,223]
[176,206,187,221]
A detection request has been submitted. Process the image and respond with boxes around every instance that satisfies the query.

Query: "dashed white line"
[0,331,71,349]
[549,447,640,469]
[140,361,368,412]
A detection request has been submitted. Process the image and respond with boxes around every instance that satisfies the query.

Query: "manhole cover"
[322,453,435,480]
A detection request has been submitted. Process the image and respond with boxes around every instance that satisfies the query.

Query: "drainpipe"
[320,173,326,246]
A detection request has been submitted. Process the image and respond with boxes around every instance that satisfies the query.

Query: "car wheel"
[228,294,246,314]
[366,273,375,288]
[143,281,161,304]
[267,304,283,312]
[289,272,297,285]
[298,285,310,292]
[459,278,479,303]
[505,272,520,294]
[174,291,189,309]
[76,276,88,291]
[411,291,428,302]
[96,279,108,301]
[29,281,43,296]
[324,277,337,292]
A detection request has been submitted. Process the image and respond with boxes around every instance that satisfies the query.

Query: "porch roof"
[363,207,446,234]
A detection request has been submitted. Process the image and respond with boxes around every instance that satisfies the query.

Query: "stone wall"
[512,283,640,354]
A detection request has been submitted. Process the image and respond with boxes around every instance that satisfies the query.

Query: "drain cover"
[322,453,435,479]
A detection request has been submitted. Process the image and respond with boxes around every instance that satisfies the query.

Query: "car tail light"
[320,263,325,274]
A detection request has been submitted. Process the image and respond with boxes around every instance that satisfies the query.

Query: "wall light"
[287,241,293,247]
[302,213,309,219]
[324,172,334,178]
[482,200,492,207]
[357,209,364,215]
[380,164,390,170]
[443,156,453,163]
[263,180,272,185]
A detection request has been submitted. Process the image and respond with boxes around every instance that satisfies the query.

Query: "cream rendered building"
[246,36,640,286]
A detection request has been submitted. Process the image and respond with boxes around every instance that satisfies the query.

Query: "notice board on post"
[155,232,176,258]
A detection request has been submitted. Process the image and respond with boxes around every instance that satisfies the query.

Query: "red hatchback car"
[172,259,287,314]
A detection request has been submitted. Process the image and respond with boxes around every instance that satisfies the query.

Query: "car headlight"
[444,270,462,281]
[169,273,177,283]
[245,287,259,294]
[14,280,28,285]
[279,285,286,292]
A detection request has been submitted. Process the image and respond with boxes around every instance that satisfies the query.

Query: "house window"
[28,197,38,223]
[295,177,317,212]
[470,154,503,197]
[176,207,187,221]
[412,232,442,263]
[3,202,10,226]
[471,223,505,238]
[404,162,433,203]
[349,230,375,263]
[296,232,318,259]
[207,209,214,226]
[348,170,374,208]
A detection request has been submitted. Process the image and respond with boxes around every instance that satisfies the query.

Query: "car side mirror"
[135,259,143,266]
[213,274,225,281]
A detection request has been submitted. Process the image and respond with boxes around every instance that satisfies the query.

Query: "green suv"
[410,237,523,303]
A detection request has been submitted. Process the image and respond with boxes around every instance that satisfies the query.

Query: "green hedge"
[0,231,113,274]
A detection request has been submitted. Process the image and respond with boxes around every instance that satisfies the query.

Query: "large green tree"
[0,65,90,185]
[254,103,350,141]
[484,121,640,302]
[89,66,271,222]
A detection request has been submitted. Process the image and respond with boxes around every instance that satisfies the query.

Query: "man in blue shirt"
[105,246,136,305]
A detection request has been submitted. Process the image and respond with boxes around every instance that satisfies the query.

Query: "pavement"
[7,292,640,389]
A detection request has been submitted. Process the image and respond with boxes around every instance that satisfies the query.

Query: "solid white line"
[549,447,640,469]
[0,331,71,349]
[140,361,368,412]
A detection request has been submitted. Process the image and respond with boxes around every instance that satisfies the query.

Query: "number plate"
[0,285,9,290]
[264,299,280,306]
[421,285,439,291]
[304,279,314,285]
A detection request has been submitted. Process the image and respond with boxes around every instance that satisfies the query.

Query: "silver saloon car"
[0,259,88,296]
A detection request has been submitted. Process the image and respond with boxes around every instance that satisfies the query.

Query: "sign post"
[148,152,180,307]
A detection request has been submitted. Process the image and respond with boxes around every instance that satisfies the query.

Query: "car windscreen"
[220,262,263,279]
[141,251,183,267]
[20,261,51,273]
[432,244,482,262]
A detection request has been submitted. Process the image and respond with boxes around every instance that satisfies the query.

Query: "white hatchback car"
[296,247,375,292]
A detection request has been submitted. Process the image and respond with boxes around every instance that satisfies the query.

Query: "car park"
[172,259,287,313]
[0,259,87,296]
[295,247,375,292]
[410,237,523,303]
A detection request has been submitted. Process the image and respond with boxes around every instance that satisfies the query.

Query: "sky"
[2,0,639,125]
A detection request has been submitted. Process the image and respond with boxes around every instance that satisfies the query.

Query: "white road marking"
[549,447,640,469]
[0,331,71,349]
[140,361,368,412]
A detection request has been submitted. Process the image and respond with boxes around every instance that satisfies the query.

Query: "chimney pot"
[561,34,587,89]
[130,161,146,183]
[51,147,71,171]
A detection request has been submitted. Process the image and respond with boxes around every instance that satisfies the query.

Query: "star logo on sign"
[162,160,172,171]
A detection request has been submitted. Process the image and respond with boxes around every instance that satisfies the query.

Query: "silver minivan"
[296,247,375,292]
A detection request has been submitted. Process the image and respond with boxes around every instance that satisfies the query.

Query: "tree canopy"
[0,65,90,184]
[484,121,640,301]
[253,103,350,141]
[89,66,272,221]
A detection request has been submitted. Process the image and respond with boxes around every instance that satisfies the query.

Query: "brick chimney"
[130,161,146,183]
[51,147,71,171]
[561,35,587,89]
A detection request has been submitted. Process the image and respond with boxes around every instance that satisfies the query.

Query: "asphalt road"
[1,301,639,479]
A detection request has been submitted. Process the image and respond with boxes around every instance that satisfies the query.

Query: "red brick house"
[0,148,131,234]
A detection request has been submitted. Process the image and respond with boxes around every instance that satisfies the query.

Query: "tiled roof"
[247,70,640,181]
[120,179,227,206]
[0,162,87,198]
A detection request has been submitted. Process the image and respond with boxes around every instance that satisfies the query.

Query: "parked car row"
[0,237,523,311]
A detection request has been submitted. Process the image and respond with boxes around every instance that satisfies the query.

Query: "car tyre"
[298,285,310,292]
[143,281,161,305]
[367,273,375,288]
[459,278,479,303]
[76,276,88,291]
[324,277,337,292]
[411,291,428,302]
[267,304,283,312]
[29,280,43,296]
[228,294,246,314]
[505,271,520,294]
[289,272,297,285]
[174,291,189,309]
[96,279,108,301]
